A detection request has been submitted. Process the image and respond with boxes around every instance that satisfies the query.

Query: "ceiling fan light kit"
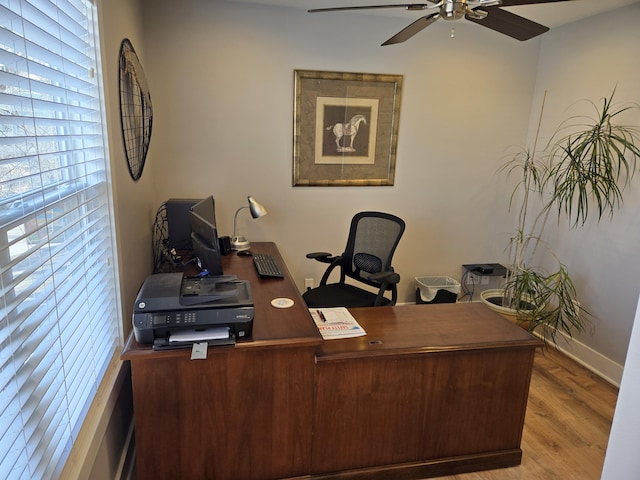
[309,0,574,45]
[441,0,469,20]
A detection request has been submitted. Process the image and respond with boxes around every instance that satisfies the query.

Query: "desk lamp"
[231,196,267,251]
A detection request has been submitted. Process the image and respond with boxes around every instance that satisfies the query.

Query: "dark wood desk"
[122,242,322,480]
[122,242,540,480]
[313,304,541,479]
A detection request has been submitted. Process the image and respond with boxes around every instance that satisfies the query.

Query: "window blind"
[0,0,120,478]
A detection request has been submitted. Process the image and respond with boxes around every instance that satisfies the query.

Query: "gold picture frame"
[293,70,403,186]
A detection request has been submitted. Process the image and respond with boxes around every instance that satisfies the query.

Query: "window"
[0,0,120,478]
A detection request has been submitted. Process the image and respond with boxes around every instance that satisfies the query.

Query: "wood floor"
[435,346,619,480]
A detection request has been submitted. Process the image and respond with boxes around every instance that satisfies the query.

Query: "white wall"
[529,3,640,368]
[100,0,159,335]
[140,0,537,302]
[602,294,640,479]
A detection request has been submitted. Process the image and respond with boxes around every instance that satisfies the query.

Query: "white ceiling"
[228,0,640,29]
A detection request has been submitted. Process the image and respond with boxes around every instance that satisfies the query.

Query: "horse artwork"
[326,114,367,153]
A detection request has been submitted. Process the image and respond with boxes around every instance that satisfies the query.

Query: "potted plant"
[481,90,640,344]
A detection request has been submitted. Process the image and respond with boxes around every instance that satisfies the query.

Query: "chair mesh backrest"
[342,212,405,287]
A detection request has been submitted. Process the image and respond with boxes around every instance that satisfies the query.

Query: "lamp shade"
[248,196,267,219]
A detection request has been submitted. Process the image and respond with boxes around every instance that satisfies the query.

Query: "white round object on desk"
[271,298,294,308]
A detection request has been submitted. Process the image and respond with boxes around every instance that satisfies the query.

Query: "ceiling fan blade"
[466,6,549,41]
[382,13,440,46]
[468,0,501,6]
[308,3,435,13]
[498,0,574,5]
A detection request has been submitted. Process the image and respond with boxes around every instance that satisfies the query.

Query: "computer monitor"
[190,196,223,276]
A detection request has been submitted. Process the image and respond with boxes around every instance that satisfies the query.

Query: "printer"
[132,273,254,350]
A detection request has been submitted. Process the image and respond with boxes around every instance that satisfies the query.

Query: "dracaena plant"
[498,89,640,344]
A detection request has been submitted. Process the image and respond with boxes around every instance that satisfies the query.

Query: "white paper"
[169,327,229,343]
[310,307,367,340]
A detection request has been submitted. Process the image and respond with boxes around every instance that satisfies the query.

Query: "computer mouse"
[237,250,252,256]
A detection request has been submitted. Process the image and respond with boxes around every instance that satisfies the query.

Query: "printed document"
[309,307,366,340]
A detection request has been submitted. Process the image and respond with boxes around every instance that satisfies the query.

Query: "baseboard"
[117,420,136,480]
[408,299,624,387]
[545,330,623,387]
[310,450,522,480]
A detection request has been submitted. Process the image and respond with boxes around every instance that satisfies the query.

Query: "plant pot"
[480,289,533,330]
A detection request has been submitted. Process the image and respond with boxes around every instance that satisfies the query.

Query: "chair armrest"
[306,252,337,264]
[370,271,401,306]
[369,271,400,285]
[306,253,343,286]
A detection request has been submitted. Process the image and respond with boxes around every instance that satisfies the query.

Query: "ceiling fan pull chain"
[450,26,455,38]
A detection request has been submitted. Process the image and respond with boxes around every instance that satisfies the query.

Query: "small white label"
[191,342,208,360]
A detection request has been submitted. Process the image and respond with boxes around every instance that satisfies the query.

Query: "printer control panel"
[133,311,212,332]
[152,311,199,326]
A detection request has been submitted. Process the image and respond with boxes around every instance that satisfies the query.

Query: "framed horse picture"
[293,70,403,186]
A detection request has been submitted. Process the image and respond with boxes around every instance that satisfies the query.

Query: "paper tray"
[152,327,235,350]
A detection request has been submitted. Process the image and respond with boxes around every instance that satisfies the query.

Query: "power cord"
[458,269,476,302]
[152,201,200,273]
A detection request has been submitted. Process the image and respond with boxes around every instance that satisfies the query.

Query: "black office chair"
[303,211,406,308]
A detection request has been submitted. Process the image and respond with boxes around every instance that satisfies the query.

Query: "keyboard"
[253,253,284,278]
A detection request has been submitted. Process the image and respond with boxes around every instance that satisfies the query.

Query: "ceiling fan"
[308,0,574,45]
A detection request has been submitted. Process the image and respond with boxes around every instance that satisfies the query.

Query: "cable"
[152,201,201,273]
[458,269,476,302]
[152,202,169,273]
